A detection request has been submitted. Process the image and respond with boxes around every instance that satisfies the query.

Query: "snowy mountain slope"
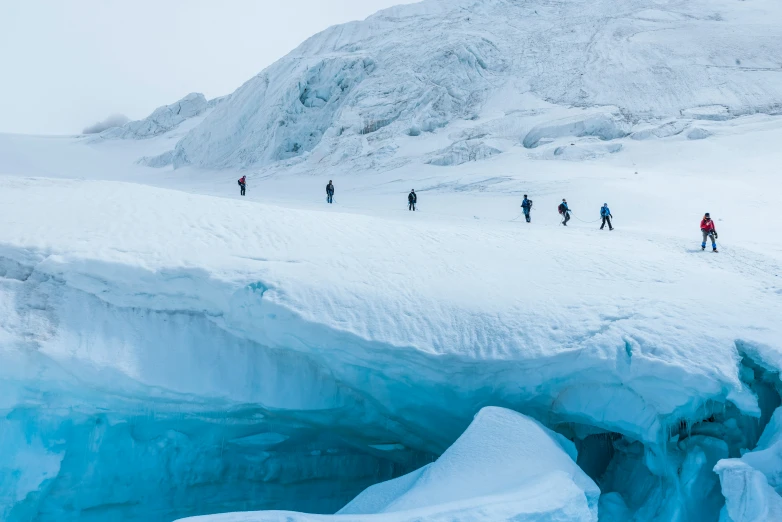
[97,92,217,140]
[166,0,782,169]
[177,408,600,522]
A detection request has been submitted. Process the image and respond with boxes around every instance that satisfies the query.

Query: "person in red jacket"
[700,213,718,252]
[238,176,246,196]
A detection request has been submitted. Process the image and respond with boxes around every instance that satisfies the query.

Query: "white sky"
[0,0,419,135]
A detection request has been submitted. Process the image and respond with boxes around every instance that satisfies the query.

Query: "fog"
[0,0,418,135]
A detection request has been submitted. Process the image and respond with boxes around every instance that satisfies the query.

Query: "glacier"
[2,0,782,520]
[0,163,781,520]
[165,0,782,171]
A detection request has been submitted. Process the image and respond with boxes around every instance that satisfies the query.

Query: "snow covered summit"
[169,0,782,169]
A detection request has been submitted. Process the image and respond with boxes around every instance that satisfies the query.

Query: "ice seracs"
[715,407,782,521]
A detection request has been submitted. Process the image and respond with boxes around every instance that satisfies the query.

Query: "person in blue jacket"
[600,203,614,230]
[558,199,571,226]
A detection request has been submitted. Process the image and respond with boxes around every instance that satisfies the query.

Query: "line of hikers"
[237,178,717,251]
[522,196,613,230]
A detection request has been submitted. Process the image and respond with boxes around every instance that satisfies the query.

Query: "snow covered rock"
[102,92,208,139]
[176,407,600,522]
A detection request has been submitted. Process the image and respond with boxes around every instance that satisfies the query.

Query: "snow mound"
[631,121,690,141]
[176,407,599,522]
[682,106,731,121]
[102,93,208,139]
[340,407,599,517]
[688,128,713,140]
[426,139,502,166]
[137,150,174,168]
[534,141,623,161]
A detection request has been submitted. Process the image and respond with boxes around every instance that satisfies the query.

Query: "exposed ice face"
[715,373,782,521]
[0,256,433,522]
[169,0,782,170]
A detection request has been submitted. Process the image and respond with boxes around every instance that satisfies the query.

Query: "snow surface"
[2,0,782,521]
[176,407,599,521]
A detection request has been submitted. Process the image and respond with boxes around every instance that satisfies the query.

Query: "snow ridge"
[102,92,209,139]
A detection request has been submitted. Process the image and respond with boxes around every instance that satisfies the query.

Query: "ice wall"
[0,263,433,521]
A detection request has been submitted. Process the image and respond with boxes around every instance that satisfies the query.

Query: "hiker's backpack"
[558,203,566,215]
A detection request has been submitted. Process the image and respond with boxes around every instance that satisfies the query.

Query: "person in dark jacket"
[408,189,417,211]
[521,195,533,223]
[238,176,246,196]
[558,199,571,226]
[600,203,613,230]
[700,213,718,252]
[326,180,334,204]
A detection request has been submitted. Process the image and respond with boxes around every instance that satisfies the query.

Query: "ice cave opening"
[565,355,782,522]
[1,398,434,522]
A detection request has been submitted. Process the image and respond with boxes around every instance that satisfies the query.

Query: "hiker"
[408,189,417,211]
[600,203,613,230]
[238,176,246,196]
[558,199,571,226]
[326,180,335,204]
[700,213,718,252]
[521,195,533,223]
